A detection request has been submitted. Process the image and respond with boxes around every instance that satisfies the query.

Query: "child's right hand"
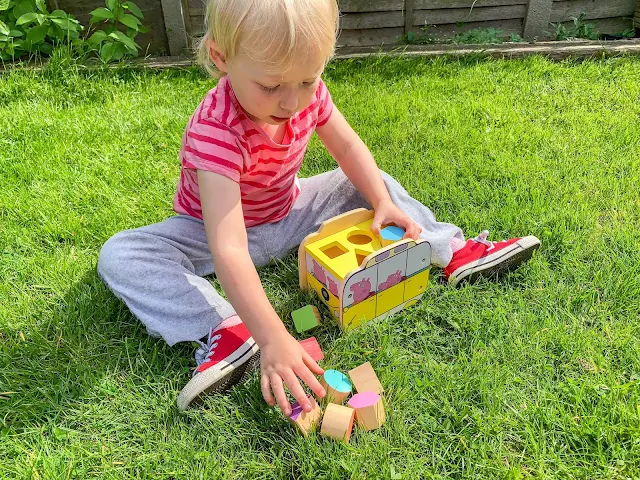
[259,330,326,416]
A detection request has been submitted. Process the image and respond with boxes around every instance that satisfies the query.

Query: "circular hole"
[347,230,373,245]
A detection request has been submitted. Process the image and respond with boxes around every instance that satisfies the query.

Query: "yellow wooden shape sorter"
[347,391,385,431]
[298,209,432,330]
[320,403,355,443]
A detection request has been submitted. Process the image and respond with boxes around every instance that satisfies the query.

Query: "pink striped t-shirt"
[173,75,334,227]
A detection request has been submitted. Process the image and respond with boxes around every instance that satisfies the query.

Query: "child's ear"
[208,40,228,73]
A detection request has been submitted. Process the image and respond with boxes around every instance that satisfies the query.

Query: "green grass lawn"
[1,54,640,478]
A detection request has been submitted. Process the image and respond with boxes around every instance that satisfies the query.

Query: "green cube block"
[292,305,321,333]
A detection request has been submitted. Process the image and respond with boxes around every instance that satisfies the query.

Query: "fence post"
[523,0,553,39]
[634,0,640,28]
[160,0,189,56]
[404,0,414,34]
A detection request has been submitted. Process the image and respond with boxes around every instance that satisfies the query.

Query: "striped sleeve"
[316,80,334,127]
[181,118,246,182]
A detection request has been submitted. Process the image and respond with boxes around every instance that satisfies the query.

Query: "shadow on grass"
[1,268,192,431]
[0,253,340,443]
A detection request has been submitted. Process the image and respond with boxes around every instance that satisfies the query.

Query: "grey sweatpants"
[98,169,463,345]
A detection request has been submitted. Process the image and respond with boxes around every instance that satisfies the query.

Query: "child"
[98,0,540,415]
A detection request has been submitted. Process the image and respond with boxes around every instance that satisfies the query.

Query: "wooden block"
[299,336,324,362]
[287,395,323,436]
[347,391,385,431]
[320,403,355,443]
[319,369,352,404]
[379,225,405,247]
[292,305,321,333]
[348,362,383,395]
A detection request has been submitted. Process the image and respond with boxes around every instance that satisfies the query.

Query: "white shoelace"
[473,230,495,250]
[193,328,222,376]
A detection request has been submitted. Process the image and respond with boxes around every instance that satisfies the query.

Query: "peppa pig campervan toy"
[298,209,431,330]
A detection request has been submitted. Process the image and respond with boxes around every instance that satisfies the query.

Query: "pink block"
[347,391,380,409]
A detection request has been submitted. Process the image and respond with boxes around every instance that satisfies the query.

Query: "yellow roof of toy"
[305,219,383,279]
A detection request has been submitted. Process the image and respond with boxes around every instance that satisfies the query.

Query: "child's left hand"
[371,199,422,240]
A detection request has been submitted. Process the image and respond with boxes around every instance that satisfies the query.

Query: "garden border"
[1,39,639,72]
[129,39,640,69]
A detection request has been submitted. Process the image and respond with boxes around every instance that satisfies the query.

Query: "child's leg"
[98,215,235,345]
[98,215,264,409]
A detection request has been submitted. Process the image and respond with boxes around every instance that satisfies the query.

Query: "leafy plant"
[403,24,436,45]
[0,0,82,60]
[85,0,147,62]
[403,26,524,46]
[549,12,599,40]
[618,27,636,38]
[450,27,505,45]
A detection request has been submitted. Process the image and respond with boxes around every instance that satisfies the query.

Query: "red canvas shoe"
[177,322,260,411]
[444,231,540,287]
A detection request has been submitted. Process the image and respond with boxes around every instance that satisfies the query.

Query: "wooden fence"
[181,0,636,54]
[74,0,635,56]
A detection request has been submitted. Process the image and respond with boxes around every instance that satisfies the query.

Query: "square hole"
[321,242,348,259]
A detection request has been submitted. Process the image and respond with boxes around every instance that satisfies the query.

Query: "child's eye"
[302,80,317,88]
[259,84,279,93]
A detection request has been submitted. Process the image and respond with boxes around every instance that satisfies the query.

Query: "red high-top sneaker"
[444,231,540,287]
[177,322,260,411]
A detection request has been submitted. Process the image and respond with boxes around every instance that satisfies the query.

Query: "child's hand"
[371,199,422,240]
[259,330,325,415]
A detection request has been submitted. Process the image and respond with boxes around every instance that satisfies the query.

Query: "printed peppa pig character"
[350,277,372,304]
[328,277,339,297]
[312,259,327,286]
[379,270,403,291]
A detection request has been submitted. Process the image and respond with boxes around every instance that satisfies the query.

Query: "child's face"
[223,50,326,126]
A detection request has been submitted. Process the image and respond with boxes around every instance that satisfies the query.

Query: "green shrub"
[450,27,505,45]
[0,0,82,60]
[86,0,147,62]
[0,0,147,63]
[549,12,599,41]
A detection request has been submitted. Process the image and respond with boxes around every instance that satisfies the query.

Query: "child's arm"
[197,170,325,415]
[316,107,422,239]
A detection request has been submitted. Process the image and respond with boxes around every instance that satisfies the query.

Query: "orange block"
[320,403,355,442]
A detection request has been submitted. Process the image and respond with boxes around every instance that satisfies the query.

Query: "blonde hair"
[196,0,339,78]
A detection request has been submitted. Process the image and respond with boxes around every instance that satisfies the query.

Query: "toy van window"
[394,243,408,253]
[375,251,390,262]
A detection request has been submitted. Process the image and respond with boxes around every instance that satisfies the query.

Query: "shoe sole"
[176,339,260,411]
[449,235,540,287]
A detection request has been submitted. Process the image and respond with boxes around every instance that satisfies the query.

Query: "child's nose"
[279,89,298,113]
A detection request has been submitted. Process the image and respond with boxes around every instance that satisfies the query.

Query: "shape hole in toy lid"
[347,230,373,245]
